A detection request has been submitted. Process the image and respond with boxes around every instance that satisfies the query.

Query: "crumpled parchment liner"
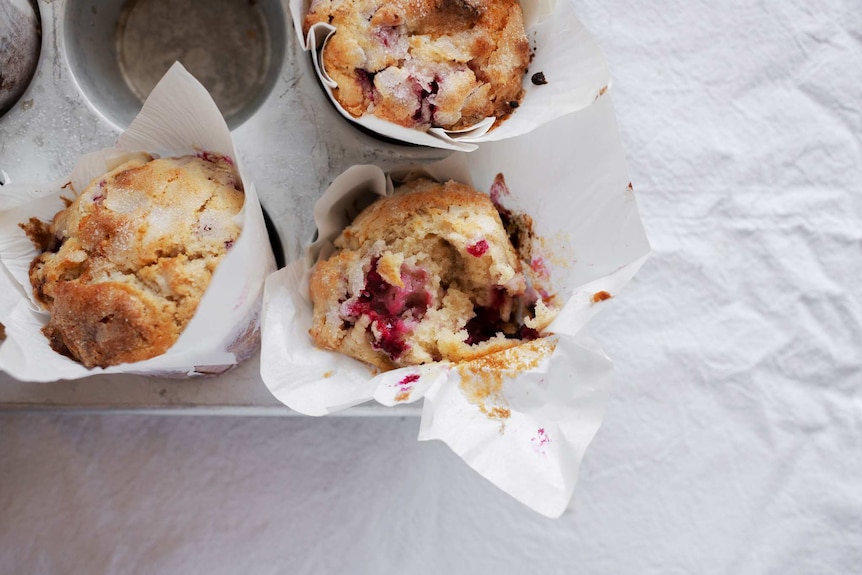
[0,63,276,382]
[261,96,649,517]
[288,0,610,151]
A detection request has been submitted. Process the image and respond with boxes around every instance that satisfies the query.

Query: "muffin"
[304,0,530,131]
[308,178,556,370]
[24,153,244,368]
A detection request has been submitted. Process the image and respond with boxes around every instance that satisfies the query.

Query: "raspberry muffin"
[303,0,530,131]
[25,153,244,368]
[308,178,556,370]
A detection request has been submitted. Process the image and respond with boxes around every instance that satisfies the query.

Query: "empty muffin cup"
[0,0,41,118]
[63,0,285,130]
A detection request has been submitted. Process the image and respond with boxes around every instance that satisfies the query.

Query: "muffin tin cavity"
[0,0,41,119]
[64,0,285,130]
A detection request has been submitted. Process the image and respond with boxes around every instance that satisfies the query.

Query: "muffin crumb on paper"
[591,290,613,303]
[457,337,558,424]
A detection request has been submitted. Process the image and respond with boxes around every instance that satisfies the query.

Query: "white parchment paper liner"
[289,0,610,151]
[261,96,649,517]
[0,63,276,382]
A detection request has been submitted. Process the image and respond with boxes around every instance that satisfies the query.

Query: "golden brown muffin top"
[26,153,244,368]
[304,0,530,131]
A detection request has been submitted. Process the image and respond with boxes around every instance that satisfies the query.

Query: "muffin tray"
[0,0,640,428]
[0,0,448,414]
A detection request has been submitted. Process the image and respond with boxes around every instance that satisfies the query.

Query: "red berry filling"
[373,26,400,48]
[517,325,540,340]
[466,239,489,257]
[343,258,432,360]
[355,69,377,103]
[465,288,541,345]
[91,180,107,204]
[465,288,509,345]
[411,76,439,125]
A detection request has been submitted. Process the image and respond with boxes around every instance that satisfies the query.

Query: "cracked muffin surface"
[26,153,244,368]
[308,178,556,371]
[304,0,530,131]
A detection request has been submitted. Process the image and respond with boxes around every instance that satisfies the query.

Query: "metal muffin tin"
[0,0,443,414]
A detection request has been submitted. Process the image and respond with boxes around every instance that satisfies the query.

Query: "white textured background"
[2,0,862,573]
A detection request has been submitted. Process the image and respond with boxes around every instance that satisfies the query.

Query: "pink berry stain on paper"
[530,256,550,280]
[489,173,511,206]
[531,427,551,455]
[395,373,420,402]
[196,151,233,166]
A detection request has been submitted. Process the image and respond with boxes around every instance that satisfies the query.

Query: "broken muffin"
[308,177,556,370]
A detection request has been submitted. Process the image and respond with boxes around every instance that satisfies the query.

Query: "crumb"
[457,338,556,421]
[531,72,548,85]
[18,217,55,252]
[592,291,613,303]
[0,322,5,342]
[395,372,419,401]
